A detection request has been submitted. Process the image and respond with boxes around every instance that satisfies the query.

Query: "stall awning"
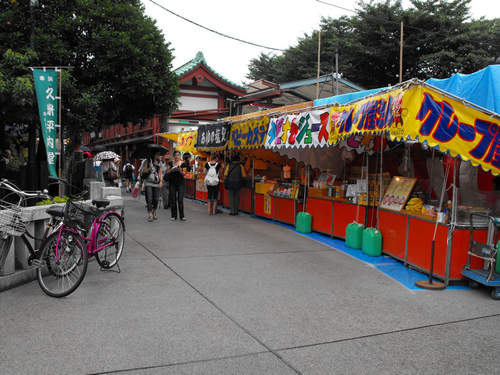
[426,65,500,114]
[99,134,155,148]
[159,132,179,142]
[323,80,500,175]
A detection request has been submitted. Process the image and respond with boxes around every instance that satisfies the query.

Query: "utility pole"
[332,49,339,97]
[27,0,39,190]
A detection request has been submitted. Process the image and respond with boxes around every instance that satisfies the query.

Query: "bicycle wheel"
[94,212,124,269]
[37,229,88,298]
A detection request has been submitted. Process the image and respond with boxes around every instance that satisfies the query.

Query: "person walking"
[224,154,246,215]
[100,158,119,186]
[139,150,163,222]
[204,153,221,215]
[165,150,187,221]
[123,159,135,192]
[161,153,170,209]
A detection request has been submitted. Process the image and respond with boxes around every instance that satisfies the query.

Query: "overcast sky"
[143,0,498,85]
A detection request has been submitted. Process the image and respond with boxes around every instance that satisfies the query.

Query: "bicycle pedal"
[101,260,110,268]
[32,259,42,268]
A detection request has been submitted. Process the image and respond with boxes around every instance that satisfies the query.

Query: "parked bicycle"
[0,178,125,298]
[36,178,125,297]
[0,178,61,271]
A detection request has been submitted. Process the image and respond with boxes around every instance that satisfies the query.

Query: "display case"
[454,187,500,227]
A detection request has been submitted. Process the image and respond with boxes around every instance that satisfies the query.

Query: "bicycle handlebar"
[47,177,88,201]
[0,178,54,202]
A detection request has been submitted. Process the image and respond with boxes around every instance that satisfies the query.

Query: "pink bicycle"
[37,182,125,298]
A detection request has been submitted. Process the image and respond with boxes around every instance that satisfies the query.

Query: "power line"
[148,0,286,52]
[148,0,500,54]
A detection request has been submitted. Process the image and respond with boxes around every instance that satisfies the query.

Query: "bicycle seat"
[46,206,64,217]
[92,199,110,208]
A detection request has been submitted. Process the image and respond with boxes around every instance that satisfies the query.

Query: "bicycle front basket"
[0,201,33,236]
[65,200,100,233]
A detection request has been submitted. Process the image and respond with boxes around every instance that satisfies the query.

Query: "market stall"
[193,122,231,206]
[158,67,500,286]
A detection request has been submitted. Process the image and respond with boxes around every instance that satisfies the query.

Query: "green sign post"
[33,68,59,178]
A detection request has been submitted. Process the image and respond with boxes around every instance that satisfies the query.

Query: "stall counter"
[378,207,486,282]
[254,192,303,225]
[185,178,195,199]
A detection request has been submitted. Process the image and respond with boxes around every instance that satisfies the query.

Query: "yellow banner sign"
[403,86,500,175]
[229,116,269,149]
[176,131,198,153]
[329,88,406,145]
[329,84,500,175]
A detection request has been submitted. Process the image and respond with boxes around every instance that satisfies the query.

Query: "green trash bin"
[362,228,382,257]
[296,212,312,234]
[345,222,364,249]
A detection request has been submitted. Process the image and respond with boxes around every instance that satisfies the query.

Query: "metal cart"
[462,213,500,300]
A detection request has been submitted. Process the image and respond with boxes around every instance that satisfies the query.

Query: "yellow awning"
[159,132,179,142]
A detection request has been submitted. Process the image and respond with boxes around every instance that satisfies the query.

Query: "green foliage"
[36,195,68,205]
[246,0,500,89]
[0,0,180,151]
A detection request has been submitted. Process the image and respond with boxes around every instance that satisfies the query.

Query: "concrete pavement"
[1,191,500,374]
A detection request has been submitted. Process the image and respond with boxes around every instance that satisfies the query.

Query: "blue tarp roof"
[313,88,383,107]
[426,65,500,114]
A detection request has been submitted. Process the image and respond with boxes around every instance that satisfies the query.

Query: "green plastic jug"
[345,222,364,249]
[362,228,382,257]
[296,212,312,234]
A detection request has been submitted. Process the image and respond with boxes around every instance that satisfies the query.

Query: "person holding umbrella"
[138,150,163,222]
[100,156,120,186]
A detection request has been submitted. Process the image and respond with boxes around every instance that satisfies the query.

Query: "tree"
[0,49,38,155]
[246,0,500,89]
[0,0,180,151]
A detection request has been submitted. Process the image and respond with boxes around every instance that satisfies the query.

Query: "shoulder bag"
[140,160,152,181]
[224,164,238,190]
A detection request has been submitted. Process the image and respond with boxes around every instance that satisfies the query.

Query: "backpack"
[125,164,132,174]
[204,162,219,186]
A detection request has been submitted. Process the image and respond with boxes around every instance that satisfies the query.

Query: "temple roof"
[174,51,246,91]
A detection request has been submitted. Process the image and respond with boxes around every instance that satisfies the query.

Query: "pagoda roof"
[175,52,246,95]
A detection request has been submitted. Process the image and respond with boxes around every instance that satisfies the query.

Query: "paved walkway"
[1,192,500,374]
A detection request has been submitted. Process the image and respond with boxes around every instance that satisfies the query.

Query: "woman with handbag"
[165,150,188,221]
[101,158,119,186]
[224,154,246,215]
[139,150,163,222]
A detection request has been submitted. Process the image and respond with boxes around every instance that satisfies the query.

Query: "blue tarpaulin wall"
[426,65,500,114]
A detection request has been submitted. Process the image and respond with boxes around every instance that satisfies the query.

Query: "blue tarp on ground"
[253,215,469,291]
[426,65,500,114]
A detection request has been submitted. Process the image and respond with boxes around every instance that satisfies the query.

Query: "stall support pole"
[415,157,451,291]
[444,157,459,286]
[376,133,385,229]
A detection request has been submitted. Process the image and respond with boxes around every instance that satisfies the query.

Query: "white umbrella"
[94,151,120,161]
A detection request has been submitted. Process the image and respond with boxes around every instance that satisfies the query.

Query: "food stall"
[160,68,500,286]
[226,109,312,222]
[193,123,231,207]
[222,75,500,285]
